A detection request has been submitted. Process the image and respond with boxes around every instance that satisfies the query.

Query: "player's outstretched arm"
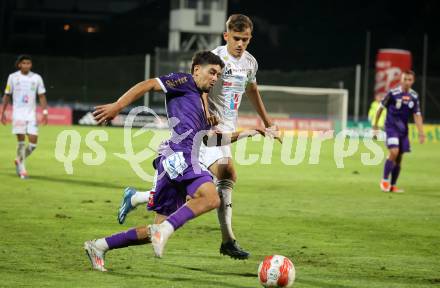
[414,113,425,144]
[203,129,265,147]
[1,94,11,125]
[93,79,162,124]
[245,83,282,143]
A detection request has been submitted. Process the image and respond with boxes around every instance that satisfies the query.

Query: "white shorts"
[12,119,38,135]
[199,143,232,169]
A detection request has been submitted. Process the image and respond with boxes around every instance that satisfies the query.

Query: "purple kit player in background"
[373,70,425,193]
[84,51,266,272]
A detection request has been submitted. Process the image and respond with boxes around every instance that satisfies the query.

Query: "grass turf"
[0,124,439,288]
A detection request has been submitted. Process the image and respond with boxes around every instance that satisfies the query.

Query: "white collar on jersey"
[222,45,244,62]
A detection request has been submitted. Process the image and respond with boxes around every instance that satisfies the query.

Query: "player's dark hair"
[15,54,32,68]
[402,70,415,77]
[191,51,225,74]
[226,14,253,32]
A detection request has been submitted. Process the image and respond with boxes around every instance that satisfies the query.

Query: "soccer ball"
[258,255,295,287]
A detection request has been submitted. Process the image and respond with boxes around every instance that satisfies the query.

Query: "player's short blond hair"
[226,14,253,32]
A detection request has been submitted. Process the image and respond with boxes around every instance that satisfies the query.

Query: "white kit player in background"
[116,14,282,260]
[1,55,48,179]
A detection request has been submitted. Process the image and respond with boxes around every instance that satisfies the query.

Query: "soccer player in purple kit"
[84,51,266,272]
[373,70,425,193]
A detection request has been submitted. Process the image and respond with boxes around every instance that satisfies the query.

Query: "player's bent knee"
[207,193,221,210]
[200,185,221,210]
[218,164,237,182]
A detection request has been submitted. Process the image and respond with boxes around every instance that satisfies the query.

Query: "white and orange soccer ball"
[258,255,295,287]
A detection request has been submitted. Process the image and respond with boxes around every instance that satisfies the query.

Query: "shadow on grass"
[110,270,255,288]
[296,278,356,288]
[165,262,257,278]
[29,174,126,190]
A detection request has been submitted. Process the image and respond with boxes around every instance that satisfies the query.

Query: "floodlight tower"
[168,0,227,51]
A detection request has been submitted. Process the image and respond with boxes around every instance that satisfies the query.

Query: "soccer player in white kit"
[199,14,280,259]
[1,55,48,179]
[117,14,280,259]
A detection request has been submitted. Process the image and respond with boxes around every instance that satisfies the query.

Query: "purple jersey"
[156,73,211,155]
[381,86,421,136]
[148,72,213,216]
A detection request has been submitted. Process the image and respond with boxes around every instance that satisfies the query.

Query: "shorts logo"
[387,137,399,146]
[162,152,188,179]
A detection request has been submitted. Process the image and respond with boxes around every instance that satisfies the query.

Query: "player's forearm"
[203,130,262,146]
[38,94,48,110]
[414,114,424,134]
[373,107,383,128]
[246,87,272,127]
[1,95,10,114]
[116,79,157,110]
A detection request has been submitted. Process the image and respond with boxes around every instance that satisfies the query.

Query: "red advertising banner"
[375,49,412,100]
[0,105,72,125]
[238,116,332,131]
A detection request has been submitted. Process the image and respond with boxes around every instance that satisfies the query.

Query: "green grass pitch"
[0,125,439,287]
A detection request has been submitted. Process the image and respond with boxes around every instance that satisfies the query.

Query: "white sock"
[25,143,37,158]
[217,179,235,243]
[161,220,175,237]
[130,191,151,207]
[17,141,26,161]
[94,238,109,252]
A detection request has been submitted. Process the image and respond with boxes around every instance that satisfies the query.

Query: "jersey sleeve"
[156,73,191,96]
[37,75,46,95]
[249,60,258,84]
[380,91,392,108]
[4,75,13,95]
[412,96,421,115]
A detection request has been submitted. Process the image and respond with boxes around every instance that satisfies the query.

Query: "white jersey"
[4,71,46,121]
[209,45,258,131]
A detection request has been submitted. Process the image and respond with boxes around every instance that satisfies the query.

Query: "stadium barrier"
[0,105,72,125]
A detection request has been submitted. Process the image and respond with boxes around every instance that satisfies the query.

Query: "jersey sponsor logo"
[165,76,188,88]
[229,93,240,110]
[402,95,410,101]
[224,69,233,76]
[223,81,233,87]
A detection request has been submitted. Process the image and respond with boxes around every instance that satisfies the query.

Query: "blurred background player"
[84,51,266,272]
[368,94,386,129]
[117,14,281,260]
[1,55,48,179]
[373,70,425,193]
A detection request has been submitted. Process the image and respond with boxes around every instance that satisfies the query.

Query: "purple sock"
[166,205,195,231]
[391,165,401,185]
[383,159,395,180]
[105,228,141,250]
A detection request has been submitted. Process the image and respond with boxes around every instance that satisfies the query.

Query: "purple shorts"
[385,130,410,153]
[147,154,212,216]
